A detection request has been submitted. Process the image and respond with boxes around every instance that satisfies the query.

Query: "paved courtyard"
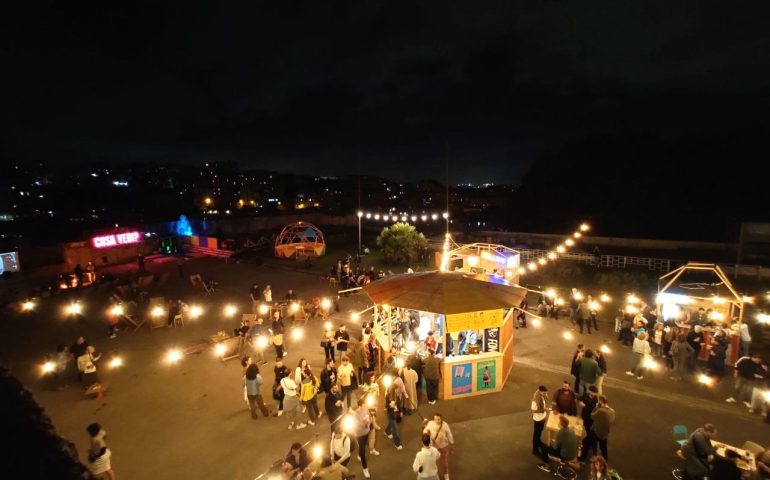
[1,255,767,480]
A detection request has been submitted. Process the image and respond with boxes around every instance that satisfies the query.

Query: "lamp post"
[357,211,363,253]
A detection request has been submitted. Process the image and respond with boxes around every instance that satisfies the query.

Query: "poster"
[477,360,497,391]
[445,309,503,332]
[484,327,500,352]
[451,363,472,396]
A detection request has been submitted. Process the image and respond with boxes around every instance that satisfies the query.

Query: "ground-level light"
[109,357,123,368]
[599,294,611,303]
[290,302,300,313]
[214,343,226,357]
[259,304,270,315]
[42,361,55,374]
[110,304,124,316]
[66,302,83,316]
[151,305,165,318]
[324,321,333,331]
[643,357,659,371]
[697,374,715,386]
[351,312,360,321]
[366,395,376,408]
[22,300,36,312]
[224,304,238,317]
[556,245,566,253]
[342,414,355,432]
[291,328,304,340]
[166,349,183,364]
[531,318,542,328]
[406,341,417,352]
[321,298,332,310]
[562,331,574,341]
[188,305,203,319]
[599,344,611,354]
[312,444,323,460]
[255,336,269,349]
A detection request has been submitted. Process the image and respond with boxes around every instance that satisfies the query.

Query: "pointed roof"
[362,271,527,314]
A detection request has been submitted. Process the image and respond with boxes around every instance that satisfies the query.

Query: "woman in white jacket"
[281,375,306,430]
[626,331,652,380]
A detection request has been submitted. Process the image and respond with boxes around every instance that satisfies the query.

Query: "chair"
[172,314,184,328]
[190,274,215,296]
[672,425,688,447]
[742,441,764,457]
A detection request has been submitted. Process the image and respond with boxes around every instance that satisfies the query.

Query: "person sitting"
[552,380,577,416]
[709,449,742,480]
[682,424,717,480]
[537,415,579,472]
[283,442,310,478]
[310,455,349,480]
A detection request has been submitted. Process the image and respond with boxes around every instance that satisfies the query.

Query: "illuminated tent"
[274,222,326,259]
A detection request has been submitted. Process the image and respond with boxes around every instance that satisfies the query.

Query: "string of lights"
[518,223,591,276]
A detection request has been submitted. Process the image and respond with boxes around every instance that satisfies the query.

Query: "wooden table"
[712,441,757,474]
[545,413,585,446]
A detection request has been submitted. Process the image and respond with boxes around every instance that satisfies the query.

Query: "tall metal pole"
[357,163,362,254]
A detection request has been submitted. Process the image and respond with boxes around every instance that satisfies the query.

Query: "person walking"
[726,354,766,408]
[250,283,261,313]
[337,356,356,408]
[300,367,321,425]
[670,333,694,381]
[413,433,441,480]
[517,297,528,329]
[424,350,441,405]
[384,384,404,450]
[595,349,607,394]
[244,364,271,419]
[271,312,286,359]
[365,335,379,374]
[626,332,652,380]
[281,374,306,430]
[86,423,115,480]
[423,413,454,480]
[590,395,615,460]
[352,397,373,478]
[578,385,600,461]
[325,384,345,432]
[273,360,290,416]
[531,386,551,457]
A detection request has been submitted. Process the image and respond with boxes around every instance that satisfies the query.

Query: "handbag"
[350,372,359,389]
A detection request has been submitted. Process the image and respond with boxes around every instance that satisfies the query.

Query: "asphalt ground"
[1,255,768,480]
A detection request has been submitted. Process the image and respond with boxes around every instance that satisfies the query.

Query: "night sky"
[3,1,770,183]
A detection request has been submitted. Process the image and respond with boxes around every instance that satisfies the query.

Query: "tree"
[376,223,429,266]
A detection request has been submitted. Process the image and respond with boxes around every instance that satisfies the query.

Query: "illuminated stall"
[657,263,746,365]
[362,271,526,400]
[437,243,521,284]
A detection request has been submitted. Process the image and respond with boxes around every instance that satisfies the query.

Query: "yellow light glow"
[599,344,611,354]
[573,232,582,239]
[204,197,212,205]
[599,293,611,303]
[110,305,124,316]
[742,296,754,304]
[66,302,83,315]
[366,395,375,408]
[625,305,639,315]
[531,318,542,328]
[697,374,715,386]
[395,357,405,369]
[21,301,36,311]
[538,258,547,265]
[214,343,226,357]
[357,211,363,218]
[580,223,590,232]
[258,304,270,315]
[406,341,417,353]
[712,296,725,305]
[643,357,659,370]
[109,357,123,368]
[589,301,601,311]
[151,305,165,318]
[320,298,332,310]
[527,263,537,271]
[562,331,574,341]
[555,298,565,306]
[757,313,770,324]
[189,305,203,319]
[518,267,527,275]
[382,304,390,310]
[627,294,640,305]
[505,270,513,278]
[763,390,770,402]
[382,374,393,388]
[313,444,323,460]
[256,336,269,349]
[547,252,557,260]
[565,239,575,247]
[546,289,556,298]
[324,321,332,331]
[467,255,479,267]
[224,304,238,317]
[291,328,304,340]
[351,312,360,321]
[166,349,182,364]
[709,311,725,321]
[556,245,566,253]
[573,291,584,301]
[42,361,55,374]
[342,414,355,432]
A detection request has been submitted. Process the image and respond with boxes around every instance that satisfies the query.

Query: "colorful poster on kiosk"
[451,363,472,395]
[477,360,497,391]
[445,309,503,332]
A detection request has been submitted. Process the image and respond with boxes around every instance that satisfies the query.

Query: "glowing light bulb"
[224,304,237,317]
[547,252,557,260]
[711,296,725,305]
[626,294,640,305]
[110,305,124,316]
[321,298,332,310]
[214,343,226,357]
[562,331,574,341]
[573,291,584,301]
[66,302,83,315]
[351,312,360,321]
[324,321,332,331]
[538,258,547,265]
[366,395,375,407]
[109,357,123,368]
[697,374,715,386]
[580,223,590,232]
[256,336,268,349]
[599,294,611,303]
[573,232,582,239]
[467,255,479,267]
[21,301,36,311]
[151,305,164,317]
[565,239,575,247]
[531,318,542,328]
[189,305,203,319]
[258,304,270,315]
[395,357,405,369]
[431,214,438,220]
[42,361,55,374]
[290,302,300,313]
[342,414,355,432]
[312,444,323,460]
[589,301,601,311]
[546,289,556,298]
[166,349,182,364]
[599,344,611,354]
[555,298,565,306]
[406,341,417,352]
[382,375,393,388]
[527,263,537,271]
[291,328,304,340]
[742,296,754,303]
[625,305,639,315]
[556,245,566,253]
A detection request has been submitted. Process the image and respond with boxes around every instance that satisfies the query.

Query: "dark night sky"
[3,1,770,183]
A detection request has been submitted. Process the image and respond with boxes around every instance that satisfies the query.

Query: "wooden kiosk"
[657,263,746,365]
[362,271,526,400]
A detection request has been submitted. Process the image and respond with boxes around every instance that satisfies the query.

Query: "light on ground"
[258,304,270,315]
[214,343,226,357]
[110,305,124,316]
[189,305,203,319]
[291,328,304,340]
[151,305,165,317]
[321,298,332,310]
[22,301,36,312]
[342,414,355,432]
[556,245,566,253]
[42,361,55,374]
[382,374,393,388]
[109,357,123,368]
[562,331,574,341]
[643,357,660,371]
[166,349,182,364]
[312,444,323,460]
[599,344,611,354]
[66,302,83,316]
[406,341,417,352]
[599,293,611,303]
[351,312,360,321]
[290,302,300,313]
[697,374,715,386]
[224,304,238,317]
[255,336,268,349]
[324,321,332,331]
[366,395,375,408]
[531,318,542,328]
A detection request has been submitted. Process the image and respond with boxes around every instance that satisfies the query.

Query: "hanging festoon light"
[65,301,84,316]
[599,293,611,303]
[531,318,542,328]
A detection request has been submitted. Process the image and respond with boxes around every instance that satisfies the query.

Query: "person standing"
[669,333,694,381]
[686,325,704,372]
[320,358,337,395]
[137,253,145,273]
[249,317,267,364]
[349,334,367,382]
[423,413,454,480]
[271,312,286,358]
[244,364,271,419]
[424,350,441,405]
[552,380,577,415]
[413,433,441,480]
[739,321,752,358]
[273,360,290,416]
[726,354,766,408]
[578,385,600,461]
[625,332,651,380]
[352,397,373,478]
[250,283,261,313]
[384,387,404,450]
[325,384,345,431]
[595,349,607,395]
[263,285,272,303]
[337,356,356,408]
[531,386,550,457]
[300,367,321,425]
[365,335,379,374]
[517,297,528,329]
[334,325,350,363]
[402,363,419,414]
[577,300,592,334]
[577,349,601,395]
[281,374,305,430]
[570,344,585,393]
[590,395,615,460]
[322,327,336,362]
[569,289,579,325]
[86,423,114,480]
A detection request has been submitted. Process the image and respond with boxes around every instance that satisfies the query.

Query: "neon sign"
[92,231,141,249]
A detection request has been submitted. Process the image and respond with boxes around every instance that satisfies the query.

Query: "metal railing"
[517,248,673,272]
